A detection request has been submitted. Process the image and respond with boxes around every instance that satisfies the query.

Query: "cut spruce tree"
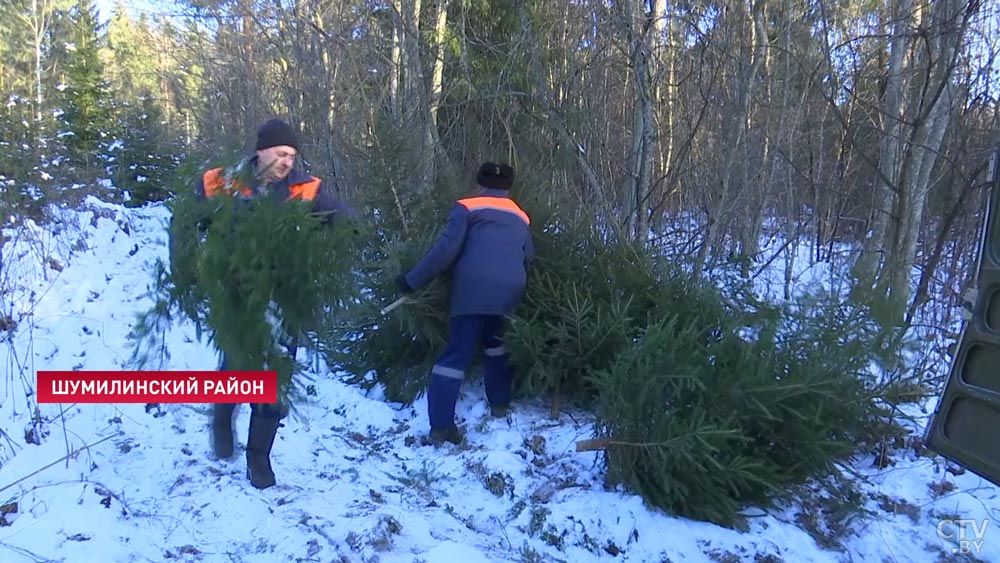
[129,163,361,411]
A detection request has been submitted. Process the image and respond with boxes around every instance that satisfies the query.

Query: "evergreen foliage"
[504,220,663,409]
[61,0,114,169]
[322,227,452,403]
[0,96,56,222]
[317,147,459,403]
[588,280,893,527]
[3,0,947,530]
[109,96,182,205]
[106,3,161,101]
[130,160,361,411]
[326,179,904,526]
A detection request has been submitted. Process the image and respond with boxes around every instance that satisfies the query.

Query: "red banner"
[36,371,278,403]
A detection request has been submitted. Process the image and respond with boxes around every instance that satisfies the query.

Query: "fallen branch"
[0,432,121,495]
[0,541,61,563]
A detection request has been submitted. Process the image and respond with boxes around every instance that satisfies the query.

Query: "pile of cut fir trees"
[318,168,915,528]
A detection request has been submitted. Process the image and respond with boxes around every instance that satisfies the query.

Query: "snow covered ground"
[0,196,997,563]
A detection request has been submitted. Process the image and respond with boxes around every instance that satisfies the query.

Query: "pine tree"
[106,3,163,110]
[61,0,113,170]
[109,94,181,205]
[0,0,72,214]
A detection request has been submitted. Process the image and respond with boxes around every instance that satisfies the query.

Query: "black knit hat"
[255,118,299,151]
[476,162,515,190]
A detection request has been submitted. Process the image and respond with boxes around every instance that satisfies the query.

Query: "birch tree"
[854,0,975,315]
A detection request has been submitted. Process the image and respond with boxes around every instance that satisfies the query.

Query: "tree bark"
[651,0,673,234]
[853,0,971,317]
[390,0,402,120]
[396,0,440,194]
[857,0,915,286]
[887,1,970,309]
[17,0,55,125]
[621,0,656,244]
[429,0,449,129]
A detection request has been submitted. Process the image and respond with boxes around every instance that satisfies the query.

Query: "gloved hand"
[396,274,412,294]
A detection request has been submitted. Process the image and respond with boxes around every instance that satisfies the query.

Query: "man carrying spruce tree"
[195,118,352,488]
[397,162,534,445]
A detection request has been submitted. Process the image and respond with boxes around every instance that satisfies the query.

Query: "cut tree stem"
[550,379,561,419]
[575,437,611,452]
[575,429,737,452]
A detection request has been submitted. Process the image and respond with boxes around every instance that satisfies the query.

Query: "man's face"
[256,145,297,182]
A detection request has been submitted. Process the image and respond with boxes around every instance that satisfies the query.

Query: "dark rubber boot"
[427,375,462,432]
[246,414,280,489]
[212,403,237,459]
[429,426,465,446]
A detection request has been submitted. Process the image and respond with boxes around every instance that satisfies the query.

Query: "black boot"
[429,426,465,446]
[246,414,280,489]
[212,403,237,459]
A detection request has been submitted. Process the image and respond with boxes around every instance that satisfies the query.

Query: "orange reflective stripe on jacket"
[457,196,530,225]
[288,178,321,200]
[203,168,253,198]
[202,168,321,201]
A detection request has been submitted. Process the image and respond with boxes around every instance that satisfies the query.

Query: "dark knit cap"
[255,118,299,151]
[476,162,515,190]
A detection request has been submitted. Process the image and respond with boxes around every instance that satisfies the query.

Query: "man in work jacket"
[195,119,349,219]
[397,162,535,445]
[196,118,351,489]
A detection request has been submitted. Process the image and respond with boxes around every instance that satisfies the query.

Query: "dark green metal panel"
[924,148,1000,487]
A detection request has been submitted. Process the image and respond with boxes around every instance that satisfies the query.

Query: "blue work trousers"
[427,315,513,431]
